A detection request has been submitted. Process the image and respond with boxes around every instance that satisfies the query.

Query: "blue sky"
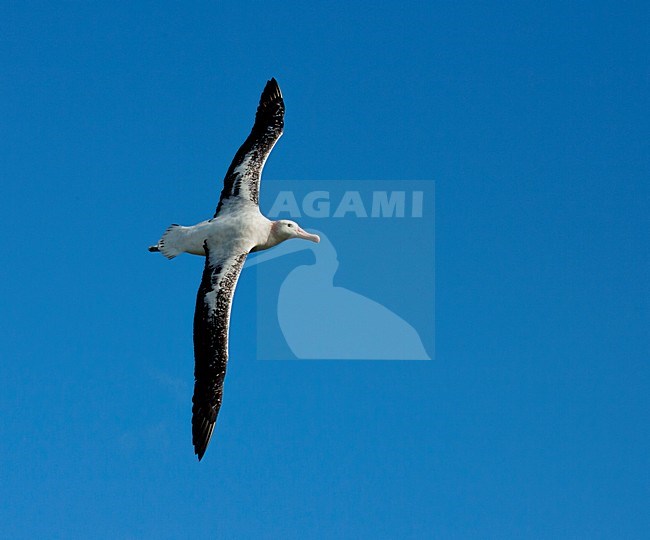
[1,1,648,538]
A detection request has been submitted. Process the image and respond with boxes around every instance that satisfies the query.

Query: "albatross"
[149,79,320,460]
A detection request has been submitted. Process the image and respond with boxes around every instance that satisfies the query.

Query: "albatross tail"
[149,224,184,259]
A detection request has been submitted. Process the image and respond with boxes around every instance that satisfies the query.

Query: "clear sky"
[1,2,648,538]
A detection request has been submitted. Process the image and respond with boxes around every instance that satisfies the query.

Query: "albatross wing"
[215,78,285,216]
[192,242,248,460]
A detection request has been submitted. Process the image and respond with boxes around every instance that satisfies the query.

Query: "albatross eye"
[287,223,293,228]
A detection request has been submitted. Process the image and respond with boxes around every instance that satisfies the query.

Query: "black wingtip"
[192,425,210,461]
[192,403,217,462]
[192,428,212,462]
[265,77,281,95]
[259,78,283,107]
[253,78,284,131]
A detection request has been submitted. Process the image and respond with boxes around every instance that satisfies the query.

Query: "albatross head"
[272,220,320,244]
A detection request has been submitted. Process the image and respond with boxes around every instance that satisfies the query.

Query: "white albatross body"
[156,206,271,258]
[149,79,319,460]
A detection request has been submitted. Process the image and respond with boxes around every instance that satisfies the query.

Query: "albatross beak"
[296,227,320,243]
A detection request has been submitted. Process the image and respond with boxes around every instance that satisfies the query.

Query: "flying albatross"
[149,79,320,460]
